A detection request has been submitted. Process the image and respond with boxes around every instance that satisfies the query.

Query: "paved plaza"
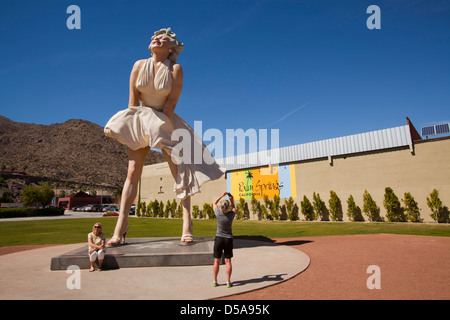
[0,237,309,300]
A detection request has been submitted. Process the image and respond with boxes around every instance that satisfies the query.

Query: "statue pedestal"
[50,237,214,270]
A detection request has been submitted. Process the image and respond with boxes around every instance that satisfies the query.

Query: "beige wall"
[292,137,450,222]
[139,162,226,208]
[140,137,449,222]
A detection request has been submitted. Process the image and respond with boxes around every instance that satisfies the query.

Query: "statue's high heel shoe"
[107,235,122,247]
[107,223,129,247]
[121,224,129,245]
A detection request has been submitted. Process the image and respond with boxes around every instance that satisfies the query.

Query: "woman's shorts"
[213,236,233,259]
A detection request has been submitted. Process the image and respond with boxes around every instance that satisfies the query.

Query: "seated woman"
[88,223,106,271]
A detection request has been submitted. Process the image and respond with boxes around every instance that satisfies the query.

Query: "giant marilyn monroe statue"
[104,28,224,246]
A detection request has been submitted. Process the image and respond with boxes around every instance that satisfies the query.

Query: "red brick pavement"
[2,234,449,300]
[220,234,450,300]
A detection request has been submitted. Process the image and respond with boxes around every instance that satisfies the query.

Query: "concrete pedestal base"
[50,237,213,270]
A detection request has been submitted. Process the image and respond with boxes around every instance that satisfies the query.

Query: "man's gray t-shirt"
[214,207,236,239]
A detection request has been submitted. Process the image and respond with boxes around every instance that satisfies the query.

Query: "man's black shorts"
[213,236,233,259]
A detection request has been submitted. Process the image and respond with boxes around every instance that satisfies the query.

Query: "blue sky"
[1,0,449,151]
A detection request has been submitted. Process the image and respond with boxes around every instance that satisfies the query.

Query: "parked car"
[83,204,95,212]
[91,204,104,212]
[102,205,119,212]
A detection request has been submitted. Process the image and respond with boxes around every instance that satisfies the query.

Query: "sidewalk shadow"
[232,274,287,287]
[234,236,313,248]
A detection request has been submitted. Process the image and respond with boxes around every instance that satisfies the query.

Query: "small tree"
[363,190,382,222]
[313,192,328,221]
[250,196,261,220]
[301,195,315,221]
[22,185,43,207]
[280,204,288,220]
[0,191,13,203]
[236,198,245,220]
[261,204,269,221]
[158,201,164,217]
[285,197,294,218]
[427,189,443,223]
[347,194,364,221]
[203,203,214,219]
[22,183,55,207]
[40,183,55,207]
[383,187,405,222]
[291,203,300,221]
[171,199,178,218]
[263,195,273,220]
[402,192,421,222]
[242,201,250,220]
[135,201,142,217]
[329,191,343,221]
[151,200,159,217]
[192,205,200,219]
[164,200,171,218]
[271,195,281,220]
[175,203,183,218]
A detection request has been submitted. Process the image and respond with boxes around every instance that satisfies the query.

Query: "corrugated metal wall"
[216,125,412,171]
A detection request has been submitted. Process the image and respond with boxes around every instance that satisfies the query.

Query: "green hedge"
[0,207,65,218]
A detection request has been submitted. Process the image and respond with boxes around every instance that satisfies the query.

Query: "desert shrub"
[301,195,315,221]
[402,192,422,222]
[313,192,328,221]
[192,205,201,219]
[383,187,405,222]
[329,191,343,221]
[203,203,215,219]
[347,195,364,222]
[427,189,445,222]
[263,195,273,220]
[363,190,382,222]
[251,196,262,220]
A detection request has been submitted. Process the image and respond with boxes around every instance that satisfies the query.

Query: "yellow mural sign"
[227,164,296,200]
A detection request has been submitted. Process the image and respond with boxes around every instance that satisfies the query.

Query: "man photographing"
[212,192,236,288]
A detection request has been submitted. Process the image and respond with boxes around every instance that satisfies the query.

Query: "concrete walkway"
[0,238,310,300]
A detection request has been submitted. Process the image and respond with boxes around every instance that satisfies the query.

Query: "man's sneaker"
[212,281,218,287]
[226,282,233,288]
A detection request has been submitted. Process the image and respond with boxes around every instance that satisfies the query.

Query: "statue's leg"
[108,146,149,246]
[161,148,194,244]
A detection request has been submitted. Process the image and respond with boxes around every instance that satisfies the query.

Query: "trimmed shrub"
[313,192,328,221]
[192,205,201,219]
[427,189,444,222]
[363,190,382,222]
[0,207,64,218]
[301,195,315,221]
[329,191,343,221]
[347,195,364,222]
[383,187,405,222]
[402,192,422,222]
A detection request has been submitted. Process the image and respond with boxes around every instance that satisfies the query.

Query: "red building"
[57,191,101,210]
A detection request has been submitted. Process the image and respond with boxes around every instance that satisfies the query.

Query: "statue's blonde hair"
[149,27,184,63]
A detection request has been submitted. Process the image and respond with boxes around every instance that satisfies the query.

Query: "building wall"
[139,162,226,208]
[140,137,449,222]
[292,137,450,222]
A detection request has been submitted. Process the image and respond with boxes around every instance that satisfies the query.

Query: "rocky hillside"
[0,115,166,189]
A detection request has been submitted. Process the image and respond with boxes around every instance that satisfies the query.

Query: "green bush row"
[299,188,448,223]
[0,207,64,218]
[135,188,448,223]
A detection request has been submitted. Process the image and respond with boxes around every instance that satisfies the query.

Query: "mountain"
[0,115,166,189]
